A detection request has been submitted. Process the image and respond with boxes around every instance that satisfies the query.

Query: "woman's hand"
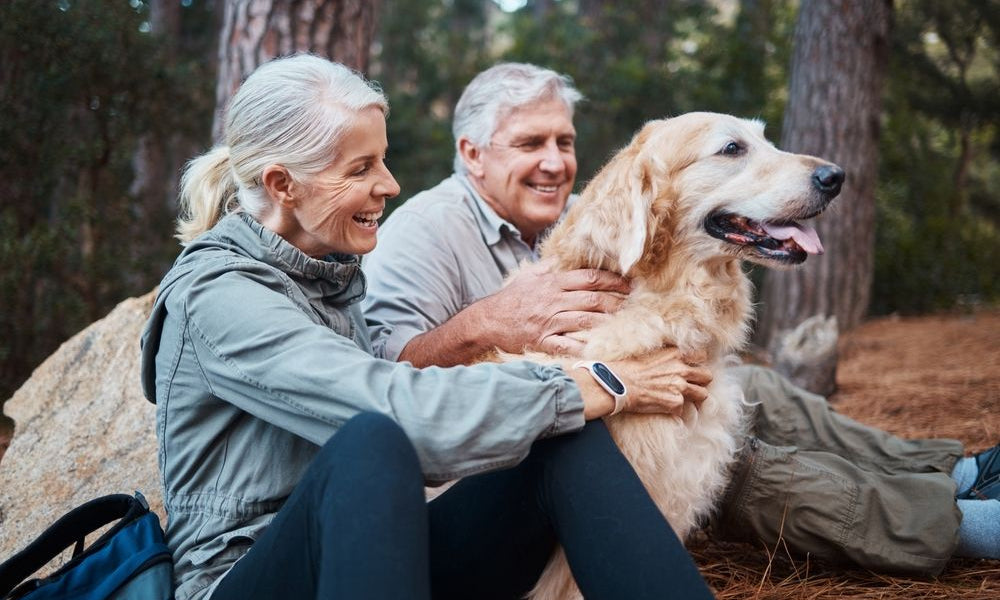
[568,348,713,419]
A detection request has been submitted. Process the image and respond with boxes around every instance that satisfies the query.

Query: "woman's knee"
[532,419,619,467]
[315,412,422,480]
[338,411,410,445]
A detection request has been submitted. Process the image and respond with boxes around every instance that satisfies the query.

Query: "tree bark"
[754,0,892,350]
[213,0,377,142]
[130,0,180,211]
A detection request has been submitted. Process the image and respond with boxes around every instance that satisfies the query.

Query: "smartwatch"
[573,361,627,416]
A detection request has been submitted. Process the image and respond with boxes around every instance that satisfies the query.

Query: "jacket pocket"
[187,525,259,567]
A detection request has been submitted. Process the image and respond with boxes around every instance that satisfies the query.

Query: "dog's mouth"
[704,213,824,264]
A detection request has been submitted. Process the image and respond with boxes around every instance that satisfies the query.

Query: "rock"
[0,412,13,466]
[772,314,840,398]
[0,291,161,560]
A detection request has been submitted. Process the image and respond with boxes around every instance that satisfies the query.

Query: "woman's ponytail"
[176,146,238,243]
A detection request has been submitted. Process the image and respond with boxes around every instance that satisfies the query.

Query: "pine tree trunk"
[754,0,892,351]
[130,0,180,211]
[213,0,377,142]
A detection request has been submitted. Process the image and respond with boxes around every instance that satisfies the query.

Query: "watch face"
[593,362,626,395]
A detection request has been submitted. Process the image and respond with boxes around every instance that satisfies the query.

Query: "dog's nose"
[812,164,845,197]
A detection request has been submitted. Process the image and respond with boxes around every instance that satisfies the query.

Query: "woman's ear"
[457,138,485,178]
[261,165,296,206]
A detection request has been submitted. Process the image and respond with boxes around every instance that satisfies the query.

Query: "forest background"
[1,0,998,408]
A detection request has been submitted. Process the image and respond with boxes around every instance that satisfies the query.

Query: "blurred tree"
[373,0,493,202]
[0,0,213,402]
[872,0,1000,314]
[213,0,377,141]
[131,0,201,215]
[754,0,892,349]
[722,0,797,133]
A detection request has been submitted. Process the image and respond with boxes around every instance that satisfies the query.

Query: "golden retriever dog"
[518,112,844,600]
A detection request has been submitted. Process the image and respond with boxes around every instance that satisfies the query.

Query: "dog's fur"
[515,112,843,600]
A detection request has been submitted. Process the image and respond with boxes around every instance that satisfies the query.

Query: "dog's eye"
[719,141,744,156]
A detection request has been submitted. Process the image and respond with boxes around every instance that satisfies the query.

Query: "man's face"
[465,98,577,245]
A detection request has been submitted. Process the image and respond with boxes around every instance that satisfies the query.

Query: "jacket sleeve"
[182,262,584,483]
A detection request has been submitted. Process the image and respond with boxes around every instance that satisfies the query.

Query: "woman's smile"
[352,209,383,229]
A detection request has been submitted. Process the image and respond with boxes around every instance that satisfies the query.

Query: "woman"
[140,54,715,600]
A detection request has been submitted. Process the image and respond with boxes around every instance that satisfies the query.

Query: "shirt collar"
[455,173,516,247]
[453,173,575,256]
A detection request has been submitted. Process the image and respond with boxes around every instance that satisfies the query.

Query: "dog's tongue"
[762,222,824,254]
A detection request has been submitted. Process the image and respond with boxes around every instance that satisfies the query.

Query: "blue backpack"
[0,492,172,600]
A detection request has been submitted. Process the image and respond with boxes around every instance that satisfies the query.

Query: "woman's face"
[283,107,400,257]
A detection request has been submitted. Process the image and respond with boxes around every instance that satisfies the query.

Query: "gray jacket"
[139,213,584,600]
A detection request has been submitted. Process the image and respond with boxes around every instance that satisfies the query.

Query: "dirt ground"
[699,307,1000,599]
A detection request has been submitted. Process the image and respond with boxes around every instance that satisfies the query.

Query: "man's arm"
[398,258,630,367]
[363,190,630,366]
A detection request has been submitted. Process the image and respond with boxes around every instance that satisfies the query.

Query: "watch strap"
[573,360,627,416]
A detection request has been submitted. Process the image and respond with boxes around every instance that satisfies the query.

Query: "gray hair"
[177,54,388,243]
[452,62,583,174]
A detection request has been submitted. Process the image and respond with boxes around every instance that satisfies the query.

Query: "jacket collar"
[185,212,365,304]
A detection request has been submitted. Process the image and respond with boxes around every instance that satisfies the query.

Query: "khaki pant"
[714,365,964,575]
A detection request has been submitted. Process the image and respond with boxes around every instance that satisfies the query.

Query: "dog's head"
[550,112,844,275]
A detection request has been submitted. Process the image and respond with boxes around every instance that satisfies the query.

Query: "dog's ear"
[569,135,657,275]
[615,158,657,274]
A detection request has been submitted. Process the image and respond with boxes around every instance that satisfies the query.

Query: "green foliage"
[0,0,212,401]
[874,189,1000,314]
[375,0,495,205]
[873,0,1000,314]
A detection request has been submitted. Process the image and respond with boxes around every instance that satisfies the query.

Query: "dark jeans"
[212,412,713,600]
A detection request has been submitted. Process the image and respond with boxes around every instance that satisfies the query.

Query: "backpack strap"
[0,493,149,597]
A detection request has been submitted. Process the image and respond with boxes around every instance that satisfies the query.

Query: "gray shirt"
[363,174,572,360]
[140,212,584,600]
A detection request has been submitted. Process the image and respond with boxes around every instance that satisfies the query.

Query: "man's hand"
[397,259,630,367]
[484,258,631,356]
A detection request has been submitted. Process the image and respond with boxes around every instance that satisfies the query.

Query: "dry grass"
[696,539,1000,599]
[695,308,1000,599]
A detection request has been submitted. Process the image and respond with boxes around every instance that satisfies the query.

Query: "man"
[363,64,630,368]
[363,62,1000,574]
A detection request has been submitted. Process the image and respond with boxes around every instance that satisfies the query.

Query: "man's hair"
[452,62,583,174]
[176,53,388,242]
